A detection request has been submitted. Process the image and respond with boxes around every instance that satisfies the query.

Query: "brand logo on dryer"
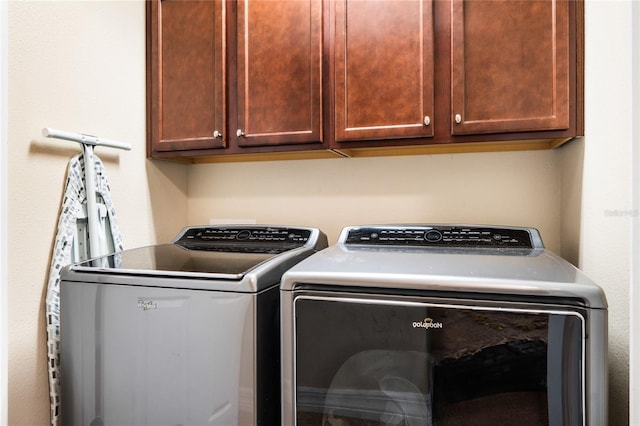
[412,317,443,329]
[137,299,158,311]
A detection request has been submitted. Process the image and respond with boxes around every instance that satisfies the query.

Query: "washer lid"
[73,244,278,280]
[68,225,327,283]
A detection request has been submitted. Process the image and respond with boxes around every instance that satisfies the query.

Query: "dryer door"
[293,294,585,426]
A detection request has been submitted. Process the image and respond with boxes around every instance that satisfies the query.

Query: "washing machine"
[60,225,327,426]
[281,224,607,426]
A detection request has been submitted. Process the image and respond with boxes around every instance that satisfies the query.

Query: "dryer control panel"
[174,226,313,253]
[342,225,543,249]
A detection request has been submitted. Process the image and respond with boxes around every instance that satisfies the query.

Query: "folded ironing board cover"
[45,153,123,426]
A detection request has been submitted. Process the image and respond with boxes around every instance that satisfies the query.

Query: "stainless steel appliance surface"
[60,225,327,426]
[281,224,607,426]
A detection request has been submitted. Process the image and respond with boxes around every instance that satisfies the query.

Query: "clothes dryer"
[281,224,607,426]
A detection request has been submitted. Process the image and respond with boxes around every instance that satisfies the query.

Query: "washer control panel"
[174,226,312,253]
[343,225,542,249]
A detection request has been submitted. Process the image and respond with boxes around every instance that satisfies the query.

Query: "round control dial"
[425,230,442,242]
[236,230,251,240]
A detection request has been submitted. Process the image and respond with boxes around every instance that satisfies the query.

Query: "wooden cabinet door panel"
[334,0,434,142]
[235,0,323,147]
[149,0,225,152]
[451,0,569,135]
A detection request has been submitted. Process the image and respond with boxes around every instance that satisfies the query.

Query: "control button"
[236,230,251,240]
[425,230,442,242]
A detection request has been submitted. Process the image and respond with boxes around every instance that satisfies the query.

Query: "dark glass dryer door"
[294,295,585,426]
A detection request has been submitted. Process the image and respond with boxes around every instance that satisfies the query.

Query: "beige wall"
[188,151,562,250]
[561,1,634,423]
[5,0,635,425]
[7,2,187,424]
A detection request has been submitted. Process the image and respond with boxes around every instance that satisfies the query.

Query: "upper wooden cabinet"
[333,0,434,142]
[235,0,323,148]
[147,0,224,153]
[147,0,583,162]
[450,0,570,135]
[147,0,327,160]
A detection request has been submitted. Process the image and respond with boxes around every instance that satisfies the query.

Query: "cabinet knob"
[455,114,462,124]
[424,116,431,126]
[213,130,222,138]
[236,129,244,137]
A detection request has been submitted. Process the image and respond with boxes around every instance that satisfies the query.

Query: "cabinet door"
[334,0,434,143]
[451,0,569,135]
[235,0,323,148]
[148,0,225,153]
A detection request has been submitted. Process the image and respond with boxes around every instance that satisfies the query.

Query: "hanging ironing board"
[43,128,131,426]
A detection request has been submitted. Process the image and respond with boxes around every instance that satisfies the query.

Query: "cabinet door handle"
[424,116,431,126]
[213,130,222,138]
[236,129,245,137]
[455,114,462,124]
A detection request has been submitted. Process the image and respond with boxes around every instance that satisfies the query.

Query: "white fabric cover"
[45,153,124,426]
